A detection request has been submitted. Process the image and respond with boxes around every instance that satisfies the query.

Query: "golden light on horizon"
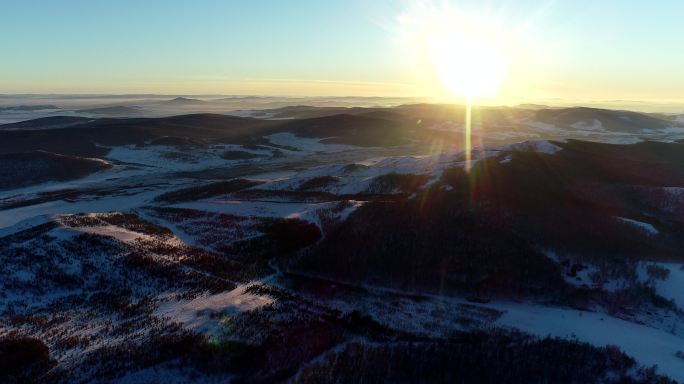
[428,26,507,172]
[397,4,510,172]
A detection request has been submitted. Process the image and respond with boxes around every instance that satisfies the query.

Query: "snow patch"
[615,217,659,235]
[424,120,464,132]
[175,200,334,219]
[105,145,230,171]
[571,119,605,131]
[526,120,563,133]
[663,187,684,198]
[155,285,273,337]
[493,140,563,154]
[638,262,684,309]
[115,362,231,384]
[0,185,166,229]
[172,199,363,234]
[492,301,684,382]
[265,132,360,153]
[256,150,463,195]
[69,225,153,243]
[0,215,52,237]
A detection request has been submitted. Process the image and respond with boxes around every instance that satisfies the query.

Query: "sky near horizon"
[1,0,683,105]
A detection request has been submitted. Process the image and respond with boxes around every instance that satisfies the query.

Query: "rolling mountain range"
[1,104,684,383]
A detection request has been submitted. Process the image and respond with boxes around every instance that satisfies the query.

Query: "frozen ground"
[275,271,684,382]
[265,132,360,153]
[616,216,660,235]
[3,117,684,382]
[638,262,684,309]
[491,301,684,382]
[0,184,170,228]
[492,140,563,154]
[155,284,273,338]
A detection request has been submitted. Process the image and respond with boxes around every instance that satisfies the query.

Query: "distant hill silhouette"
[77,106,141,115]
[164,96,205,105]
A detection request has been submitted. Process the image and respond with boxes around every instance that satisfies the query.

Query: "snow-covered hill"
[2,109,684,382]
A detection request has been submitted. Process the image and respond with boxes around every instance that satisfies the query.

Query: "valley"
[1,104,684,383]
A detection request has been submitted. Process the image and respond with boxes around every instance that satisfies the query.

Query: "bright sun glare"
[427,23,507,171]
[429,29,507,99]
[397,3,511,171]
[398,4,509,99]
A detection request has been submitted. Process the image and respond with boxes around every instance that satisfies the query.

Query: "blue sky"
[1,0,683,103]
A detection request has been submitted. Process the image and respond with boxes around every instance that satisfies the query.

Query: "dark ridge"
[0,106,679,159]
[165,97,205,105]
[0,150,111,190]
[535,107,673,132]
[0,105,58,111]
[298,139,684,299]
[0,336,56,383]
[76,106,141,115]
[147,136,207,148]
[293,332,674,384]
[297,195,567,298]
[0,116,93,130]
[0,112,411,155]
[0,114,272,156]
[154,179,264,203]
[275,113,414,146]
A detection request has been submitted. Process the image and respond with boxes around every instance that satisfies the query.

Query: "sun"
[396,4,509,100]
[428,28,507,99]
[424,24,507,171]
[395,3,512,171]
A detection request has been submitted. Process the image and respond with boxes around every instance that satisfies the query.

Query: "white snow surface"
[226,109,279,119]
[105,145,231,171]
[265,132,360,153]
[638,262,684,309]
[256,150,464,194]
[615,217,659,235]
[0,215,52,237]
[492,301,684,382]
[252,140,568,195]
[492,140,563,154]
[525,120,564,133]
[155,285,272,338]
[663,187,684,200]
[571,119,605,131]
[1,161,144,197]
[424,120,464,132]
[0,186,164,229]
[114,363,231,384]
[69,224,154,243]
[172,199,363,233]
[175,200,335,219]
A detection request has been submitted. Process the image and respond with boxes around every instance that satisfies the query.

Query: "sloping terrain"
[0,151,111,190]
[2,104,682,157]
[1,105,684,382]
